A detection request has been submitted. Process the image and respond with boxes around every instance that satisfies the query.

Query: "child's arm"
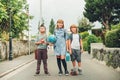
[80,39,84,53]
[68,39,72,55]
[66,40,69,52]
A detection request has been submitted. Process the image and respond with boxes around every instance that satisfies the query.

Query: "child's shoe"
[65,70,69,76]
[78,69,82,75]
[35,71,40,74]
[58,71,63,76]
[70,68,78,76]
[45,71,51,76]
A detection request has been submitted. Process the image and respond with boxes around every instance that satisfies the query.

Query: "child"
[35,24,50,75]
[54,19,69,76]
[68,24,83,75]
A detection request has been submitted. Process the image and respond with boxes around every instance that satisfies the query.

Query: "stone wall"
[0,40,36,61]
[91,43,120,69]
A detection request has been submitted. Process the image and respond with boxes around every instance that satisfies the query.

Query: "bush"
[83,41,88,51]
[111,23,120,30]
[80,31,89,39]
[105,29,120,47]
[86,35,99,53]
[97,36,102,43]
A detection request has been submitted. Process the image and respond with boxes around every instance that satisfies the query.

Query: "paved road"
[1,48,120,80]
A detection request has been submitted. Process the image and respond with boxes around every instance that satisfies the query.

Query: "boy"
[35,24,50,75]
[68,24,83,75]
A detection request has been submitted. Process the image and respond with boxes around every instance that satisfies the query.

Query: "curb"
[0,59,34,78]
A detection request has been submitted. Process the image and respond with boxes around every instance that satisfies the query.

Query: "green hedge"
[81,31,89,51]
[105,29,120,47]
[86,35,99,53]
[80,31,89,39]
[83,41,88,51]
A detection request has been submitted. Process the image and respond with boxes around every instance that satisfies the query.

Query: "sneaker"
[78,69,82,75]
[65,70,69,76]
[35,71,40,75]
[58,71,63,76]
[45,72,51,76]
[70,69,78,76]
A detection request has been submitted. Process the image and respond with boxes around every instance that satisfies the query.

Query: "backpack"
[69,33,81,42]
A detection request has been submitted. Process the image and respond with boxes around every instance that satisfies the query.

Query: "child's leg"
[61,55,69,75]
[76,50,82,74]
[36,60,41,74]
[71,49,76,69]
[78,62,82,69]
[61,55,67,72]
[56,56,62,72]
[36,49,42,74]
[72,61,76,68]
[42,49,49,74]
[76,49,81,69]
[43,59,48,73]
[77,61,82,75]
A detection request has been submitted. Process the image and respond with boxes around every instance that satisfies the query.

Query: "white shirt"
[71,34,80,50]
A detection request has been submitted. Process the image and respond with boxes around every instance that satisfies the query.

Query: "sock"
[78,67,82,70]
[57,58,62,72]
[73,66,76,71]
[61,59,67,71]
[73,66,76,69]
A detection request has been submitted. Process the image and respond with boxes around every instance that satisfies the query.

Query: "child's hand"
[67,48,69,52]
[40,39,45,43]
[49,43,54,46]
[37,41,42,44]
[69,49,72,55]
[81,49,84,53]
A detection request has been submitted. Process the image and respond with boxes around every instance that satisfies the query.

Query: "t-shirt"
[71,34,81,50]
[35,33,47,49]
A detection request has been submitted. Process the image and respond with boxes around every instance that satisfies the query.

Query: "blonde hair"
[70,24,78,33]
[56,19,64,29]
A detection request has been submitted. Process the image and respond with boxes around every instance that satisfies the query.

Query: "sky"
[27,0,101,35]
[27,0,86,35]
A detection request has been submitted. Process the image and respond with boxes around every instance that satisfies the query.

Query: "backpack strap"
[64,29,66,39]
[69,33,73,42]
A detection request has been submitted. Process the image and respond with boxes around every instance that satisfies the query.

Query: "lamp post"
[9,0,12,60]
[26,4,30,55]
[40,0,43,25]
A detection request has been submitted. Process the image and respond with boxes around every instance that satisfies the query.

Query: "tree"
[84,0,120,30]
[49,18,55,34]
[78,17,93,32]
[0,0,32,39]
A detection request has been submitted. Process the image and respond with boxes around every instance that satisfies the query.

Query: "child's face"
[57,23,63,28]
[39,27,46,33]
[71,27,77,33]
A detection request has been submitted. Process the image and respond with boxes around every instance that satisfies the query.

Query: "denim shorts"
[71,49,81,62]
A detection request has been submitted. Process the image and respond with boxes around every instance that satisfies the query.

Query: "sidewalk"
[0,53,35,78]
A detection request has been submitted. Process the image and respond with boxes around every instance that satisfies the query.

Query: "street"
[0,48,120,80]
